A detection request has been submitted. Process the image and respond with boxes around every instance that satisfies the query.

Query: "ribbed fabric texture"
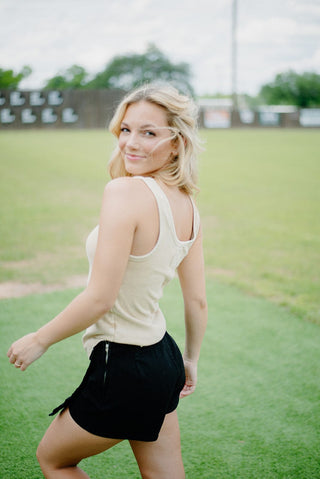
[82,176,200,357]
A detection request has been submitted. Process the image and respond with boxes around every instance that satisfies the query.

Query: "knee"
[139,465,185,479]
[36,441,43,465]
[36,441,46,470]
[141,472,185,479]
[36,440,53,477]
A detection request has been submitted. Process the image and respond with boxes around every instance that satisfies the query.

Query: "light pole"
[231,0,238,111]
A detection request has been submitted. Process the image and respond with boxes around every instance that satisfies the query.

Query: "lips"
[125,153,145,162]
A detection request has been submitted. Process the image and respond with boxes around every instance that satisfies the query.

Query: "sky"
[0,0,319,96]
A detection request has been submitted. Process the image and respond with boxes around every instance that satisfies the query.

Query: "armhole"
[129,177,163,260]
[190,199,200,240]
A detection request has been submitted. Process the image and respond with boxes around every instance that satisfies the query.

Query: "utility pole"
[231,0,238,111]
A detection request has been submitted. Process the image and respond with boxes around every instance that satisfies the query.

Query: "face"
[118,100,176,177]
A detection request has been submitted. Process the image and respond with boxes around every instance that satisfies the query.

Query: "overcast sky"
[1,0,319,95]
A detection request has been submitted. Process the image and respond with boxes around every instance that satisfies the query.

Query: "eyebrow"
[121,122,161,129]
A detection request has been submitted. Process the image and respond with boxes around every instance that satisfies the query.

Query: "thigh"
[37,408,122,469]
[129,410,185,479]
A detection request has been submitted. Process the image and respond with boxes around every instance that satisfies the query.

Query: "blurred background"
[1,2,320,478]
[1,0,320,128]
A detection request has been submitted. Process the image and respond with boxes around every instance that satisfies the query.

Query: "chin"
[125,165,150,177]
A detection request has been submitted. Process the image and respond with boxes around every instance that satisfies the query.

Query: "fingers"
[7,333,46,372]
[9,356,27,371]
[7,344,26,371]
[180,383,196,398]
[8,351,25,370]
[7,348,16,364]
[9,357,25,369]
[180,359,198,398]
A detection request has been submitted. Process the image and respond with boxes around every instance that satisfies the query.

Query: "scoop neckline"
[137,176,196,246]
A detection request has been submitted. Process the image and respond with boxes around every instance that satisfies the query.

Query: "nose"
[126,131,139,150]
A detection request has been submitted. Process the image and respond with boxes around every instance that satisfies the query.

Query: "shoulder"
[101,177,155,221]
[103,177,154,204]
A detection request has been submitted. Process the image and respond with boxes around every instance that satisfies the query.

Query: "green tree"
[87,44,194,95]
[0,66,32,89]
[259,70,320,107]
[43,65,89,90]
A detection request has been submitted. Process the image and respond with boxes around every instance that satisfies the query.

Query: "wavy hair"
[108,83,202,194]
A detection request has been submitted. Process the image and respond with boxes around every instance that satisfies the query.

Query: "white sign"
[10,91,25,106]
[259,111,280,126]
[21,108,37,124]
[30,91,46,106]
[204,109,231,128]
[42,108,57,123]
[62,108,78,123]
[300,109,320,127]
[240,110,255,124]
[1,108,15,123]
[48,91,63,106]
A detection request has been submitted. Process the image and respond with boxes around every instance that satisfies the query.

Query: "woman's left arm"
[7,179,138,371]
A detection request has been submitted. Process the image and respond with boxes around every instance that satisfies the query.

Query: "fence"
[1,90,319,129]
[0,89,125,129]
[198,99,320,128]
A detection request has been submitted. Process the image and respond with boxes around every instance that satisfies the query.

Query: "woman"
[7,83,207,479]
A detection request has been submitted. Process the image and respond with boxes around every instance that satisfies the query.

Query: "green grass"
[1,280,320,478]
[0,129,319,321]
[1,129,320,477]
[0,130,113,283]
[198,129,320,323]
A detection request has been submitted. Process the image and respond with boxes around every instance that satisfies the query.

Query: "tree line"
[1,45,194,97]
[1,44,320,108]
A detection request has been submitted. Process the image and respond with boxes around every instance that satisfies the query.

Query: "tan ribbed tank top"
[82,176,200,357]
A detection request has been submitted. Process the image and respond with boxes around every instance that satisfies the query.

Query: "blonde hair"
[108,83,202,194]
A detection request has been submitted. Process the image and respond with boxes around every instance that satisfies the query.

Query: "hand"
[180,357,198,398]
[7,332,48,372]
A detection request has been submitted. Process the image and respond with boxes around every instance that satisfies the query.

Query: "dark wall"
[199,107,320,129]
[0,89,126,129]
[1,90,319,130]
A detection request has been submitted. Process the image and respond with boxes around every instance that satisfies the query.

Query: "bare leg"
[129,410,185,479]
[36,409,122,478]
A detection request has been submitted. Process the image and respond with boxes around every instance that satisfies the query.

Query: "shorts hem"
[68,404,160,442]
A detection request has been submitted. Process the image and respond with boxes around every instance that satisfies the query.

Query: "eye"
[120,127,130,133]
[141,130,156,137]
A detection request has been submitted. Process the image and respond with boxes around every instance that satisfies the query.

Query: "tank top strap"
[190,197,201,239]
[135,176,172,219]
[135,176,200,244]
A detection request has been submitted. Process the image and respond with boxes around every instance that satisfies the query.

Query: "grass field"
[1,281,320,478]
[1,129,320,478]
[199,129,320,324]
[1,129,319,321]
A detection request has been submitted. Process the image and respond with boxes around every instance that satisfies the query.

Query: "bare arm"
[177,226,208,397]
[7,179,138,371]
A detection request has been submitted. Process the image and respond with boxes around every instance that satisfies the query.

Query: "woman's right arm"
[7,178,140,371]
[177,226,208,397]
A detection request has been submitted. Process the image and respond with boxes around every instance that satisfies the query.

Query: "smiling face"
[118,100,177,177]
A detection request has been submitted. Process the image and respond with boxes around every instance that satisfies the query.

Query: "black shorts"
[49,332,185,442]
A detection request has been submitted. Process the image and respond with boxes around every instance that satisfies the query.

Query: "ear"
[171,132,185,156]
